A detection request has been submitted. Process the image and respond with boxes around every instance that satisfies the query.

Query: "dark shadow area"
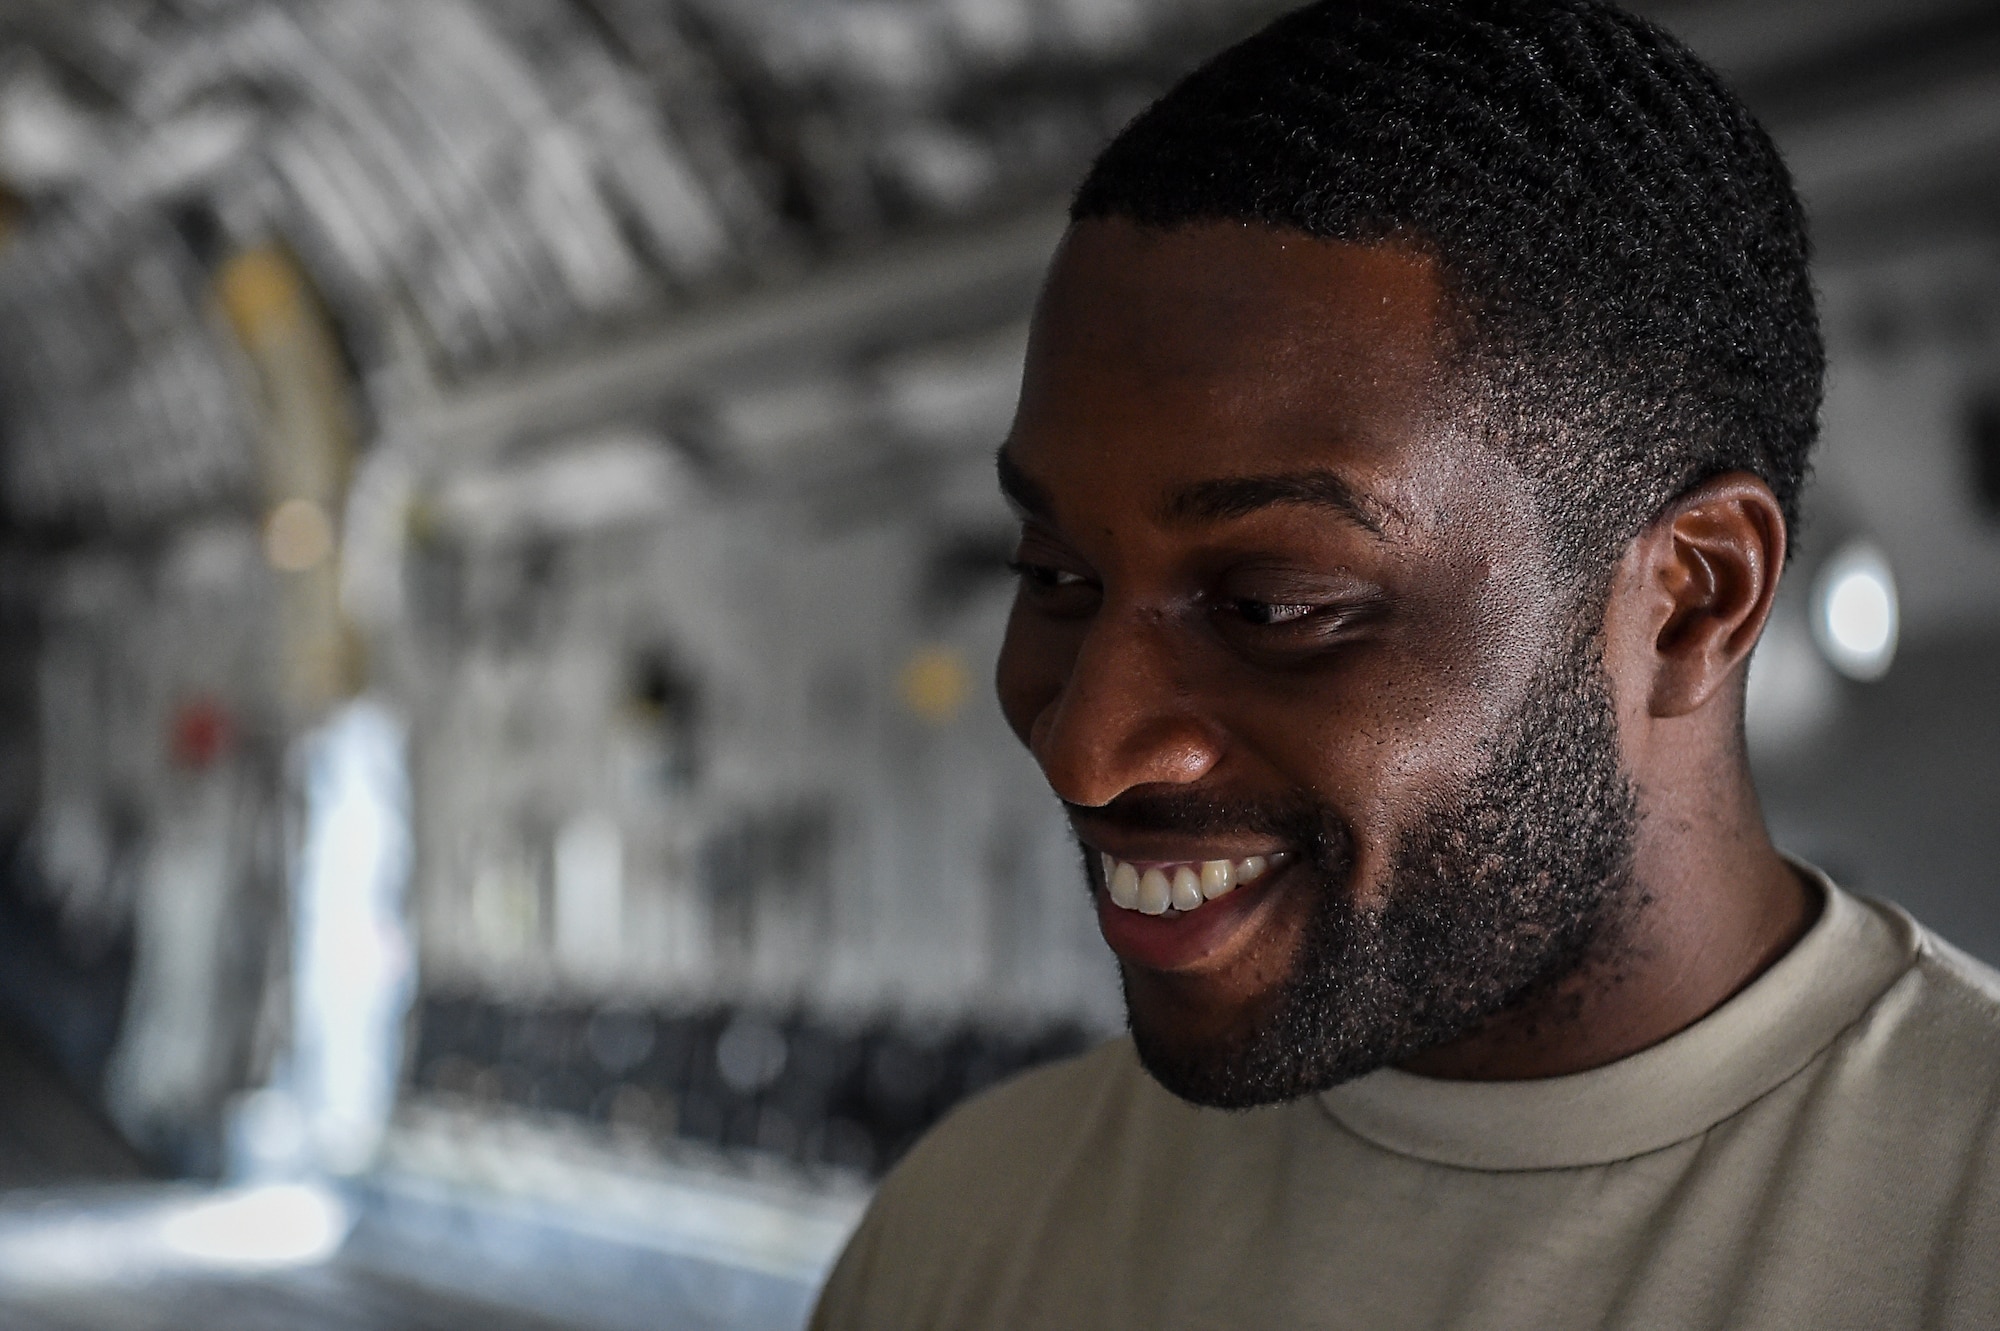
[0,1015,150,1189]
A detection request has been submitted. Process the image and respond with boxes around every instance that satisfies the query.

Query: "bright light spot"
[156,1184,351,1270]
[292,700,412,1175]
[1812,541,1898,681]
[0,1185,351,1289]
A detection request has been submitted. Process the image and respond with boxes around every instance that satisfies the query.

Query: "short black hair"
[1073,0,1821,579]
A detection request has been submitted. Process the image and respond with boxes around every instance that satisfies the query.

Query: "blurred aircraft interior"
[0,0,1993,1327]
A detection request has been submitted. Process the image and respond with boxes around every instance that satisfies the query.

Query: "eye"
[1207,571,1385,658]
[1232,598,1320,627]
[1006,558,1100,618]
[1007,559,1089,592]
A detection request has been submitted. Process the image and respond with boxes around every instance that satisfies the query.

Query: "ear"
[1623,471,1787,719]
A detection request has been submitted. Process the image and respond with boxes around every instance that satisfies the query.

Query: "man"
[812,1,2000,1326]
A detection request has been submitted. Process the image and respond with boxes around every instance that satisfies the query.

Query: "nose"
[1027,610,1222,808]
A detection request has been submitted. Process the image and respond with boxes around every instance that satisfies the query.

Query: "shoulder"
[1831,901,2000,1127]
[1915,926,2000,1004]
[1900,923,2000,1056]
[1861,895,2000,1045]
[1827,914,2000,1292]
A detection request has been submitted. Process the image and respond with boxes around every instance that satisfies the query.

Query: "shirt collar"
[1317,864,1917,1171]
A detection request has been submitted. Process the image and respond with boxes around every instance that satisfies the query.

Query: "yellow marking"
[899,645,972,724]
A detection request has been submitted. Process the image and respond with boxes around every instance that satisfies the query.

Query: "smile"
[1099,852,1291,916]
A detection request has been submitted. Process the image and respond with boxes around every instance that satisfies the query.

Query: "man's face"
[995,220,1640,1105]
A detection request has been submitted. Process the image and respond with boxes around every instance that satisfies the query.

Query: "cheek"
[1340,546,1562,802]
[1215,609,1538,852]
[994,599,1068,746]
[1226,661,1465,814]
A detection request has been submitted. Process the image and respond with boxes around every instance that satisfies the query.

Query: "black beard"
[1095,627,1642,1109]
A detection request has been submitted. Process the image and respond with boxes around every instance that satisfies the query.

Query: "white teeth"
[1098,852,1284,914]
[1109,861,1141,910]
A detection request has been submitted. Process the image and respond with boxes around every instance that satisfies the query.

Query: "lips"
[1087,846,1297,973]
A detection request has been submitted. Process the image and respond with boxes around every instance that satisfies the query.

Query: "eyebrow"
[1162,472,1389,537]
[997,448,1391,538]
[996,448,1054,521]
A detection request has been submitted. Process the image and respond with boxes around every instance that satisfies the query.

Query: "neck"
[1396,734,1816,1082]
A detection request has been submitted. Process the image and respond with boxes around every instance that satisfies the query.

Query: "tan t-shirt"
[812,871,2000,1329]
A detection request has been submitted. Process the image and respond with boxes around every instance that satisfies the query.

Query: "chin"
[1121,971,1390,1111]
[1128,1020,1381,1110]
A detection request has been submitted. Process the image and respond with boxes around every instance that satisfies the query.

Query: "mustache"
[1063,790,1356,869]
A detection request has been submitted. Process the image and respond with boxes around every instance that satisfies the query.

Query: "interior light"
[1811,541,1897,681]
[0,1183,354,1289]
[155,1183,351,1270]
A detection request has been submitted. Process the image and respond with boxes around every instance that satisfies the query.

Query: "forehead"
[1013,219,1466,494]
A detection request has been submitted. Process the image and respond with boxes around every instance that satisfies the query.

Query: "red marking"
[171,697,233,770]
